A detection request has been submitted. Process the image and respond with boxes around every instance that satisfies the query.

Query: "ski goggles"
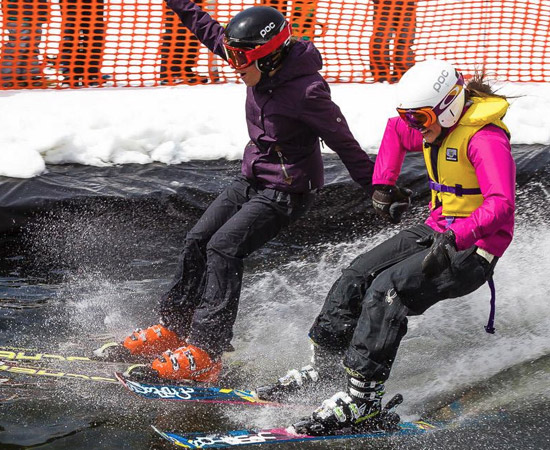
[397,73,465,130]
[223,23,291,70]
[396,107,438,130]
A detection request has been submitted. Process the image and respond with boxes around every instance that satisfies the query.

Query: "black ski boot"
[255,365,320,401]
[289,374,400,436]
[255,344,343,402]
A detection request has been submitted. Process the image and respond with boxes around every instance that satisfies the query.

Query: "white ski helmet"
[396,59,465,128]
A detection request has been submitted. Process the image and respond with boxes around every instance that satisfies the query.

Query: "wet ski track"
[1,149,549,449]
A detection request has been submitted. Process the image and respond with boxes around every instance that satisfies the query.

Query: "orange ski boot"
[142,344,222,383]
[92,324,186,362]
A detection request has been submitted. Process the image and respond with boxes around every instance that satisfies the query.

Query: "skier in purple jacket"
[93,1,376,383]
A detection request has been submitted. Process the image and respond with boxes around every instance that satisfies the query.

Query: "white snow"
[1,81,549,179]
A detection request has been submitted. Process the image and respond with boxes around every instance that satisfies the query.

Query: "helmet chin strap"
[256,45,289,74]
[255,56,275,74]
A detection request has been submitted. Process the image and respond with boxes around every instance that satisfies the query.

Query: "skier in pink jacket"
[257,59,516,436]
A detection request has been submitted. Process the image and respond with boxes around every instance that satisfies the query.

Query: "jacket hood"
[257,40,323,90]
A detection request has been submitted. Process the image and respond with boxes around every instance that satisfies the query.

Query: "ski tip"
[151,426,178,446]
[150,426,165,440]
[91,342,122,360]
[113,371,127,387]
[91,342,147,364]
[92,342,113,358]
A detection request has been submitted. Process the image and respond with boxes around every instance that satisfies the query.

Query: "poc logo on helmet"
[260,22,276,38]
[433,69,450,93]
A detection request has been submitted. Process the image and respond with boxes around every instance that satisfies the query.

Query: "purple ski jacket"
[165,0,374,193]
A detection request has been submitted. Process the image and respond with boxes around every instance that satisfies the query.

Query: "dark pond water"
[1,152,549,449]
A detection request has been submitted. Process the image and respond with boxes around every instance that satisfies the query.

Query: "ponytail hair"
[465,72,507,101]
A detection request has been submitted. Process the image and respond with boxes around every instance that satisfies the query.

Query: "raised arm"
[165,0,226,59]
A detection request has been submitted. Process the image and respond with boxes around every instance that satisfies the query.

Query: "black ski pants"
[159,176,316,357]
[309,223,497,381]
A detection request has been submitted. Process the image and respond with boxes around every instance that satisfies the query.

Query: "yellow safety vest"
[423,97,510,217]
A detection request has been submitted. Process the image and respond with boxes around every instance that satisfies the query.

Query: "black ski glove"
[372,184,412,224]
[418,230,457,278]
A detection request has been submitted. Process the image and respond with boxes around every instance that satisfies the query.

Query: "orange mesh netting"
[1,0,549,89]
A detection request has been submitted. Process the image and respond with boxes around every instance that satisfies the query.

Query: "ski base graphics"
[115,372,279,406]
[0,346,133,384]
[0,347,96,364]
[0,360,118,384]
[0,345,140,367]
[152,420,440,449]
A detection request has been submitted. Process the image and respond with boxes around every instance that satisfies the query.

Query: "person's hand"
[419,230,457,277]
[372,184,412,224]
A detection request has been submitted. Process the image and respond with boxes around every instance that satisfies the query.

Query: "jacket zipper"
[275,146,293,185]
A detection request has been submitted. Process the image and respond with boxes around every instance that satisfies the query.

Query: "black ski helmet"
[224,6,291,73]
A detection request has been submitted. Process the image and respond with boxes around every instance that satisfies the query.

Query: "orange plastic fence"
[1,0,549,89]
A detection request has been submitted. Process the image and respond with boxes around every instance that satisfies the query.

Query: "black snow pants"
[309,223,497,381]
[159,176,316,357]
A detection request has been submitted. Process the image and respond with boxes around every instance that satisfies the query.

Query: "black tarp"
[0,145,548,238]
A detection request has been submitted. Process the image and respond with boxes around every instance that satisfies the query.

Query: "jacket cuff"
[372,177,395,186]
[449,222,478,250]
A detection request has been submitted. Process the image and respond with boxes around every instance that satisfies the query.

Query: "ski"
[0,345,99,364]
[152,420,441,448]
[0,360,118,384]
[0,345,133,367]
[115,372,281,407]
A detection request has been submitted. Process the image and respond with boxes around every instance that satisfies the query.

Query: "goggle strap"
[225,22,291,67]
[246,23,291,61]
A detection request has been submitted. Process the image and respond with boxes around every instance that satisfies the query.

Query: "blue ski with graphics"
[152,420,441,448]
[114,372,280,407]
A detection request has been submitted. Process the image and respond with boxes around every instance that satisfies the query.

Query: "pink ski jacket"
[373,115,516,257]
